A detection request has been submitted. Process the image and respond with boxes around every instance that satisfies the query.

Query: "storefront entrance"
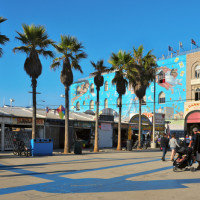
[185,111,200,135]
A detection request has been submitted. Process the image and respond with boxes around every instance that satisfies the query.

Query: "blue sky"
[1,0,200,109]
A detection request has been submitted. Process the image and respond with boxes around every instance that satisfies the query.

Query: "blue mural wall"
[70,55,186,127]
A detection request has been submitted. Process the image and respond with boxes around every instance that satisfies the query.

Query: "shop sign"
[130,124,164,131]
[152,113,165,125]
[101,123,112,130]
[130,114,151,124]
[74,121,92,128]
[113,124,128,129]
[14,118,44,125]
[184,102,200,117]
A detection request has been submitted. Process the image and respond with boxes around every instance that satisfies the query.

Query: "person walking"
[193,128,200,170]
[160,133,169,161]
[169,134,179,161]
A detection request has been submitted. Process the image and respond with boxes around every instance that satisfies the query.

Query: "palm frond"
[0,35,9,45]
[37,49,54,58]
[90,59,108,74]
[13,46,31,54]
[0,48,2,57]
[50,61,61,70]
[71,59,83,73]
[0,17,7,23]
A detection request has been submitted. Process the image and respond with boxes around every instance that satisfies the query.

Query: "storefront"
[73,121,95,148]
[184,102,200,136]
[0,116,44,150]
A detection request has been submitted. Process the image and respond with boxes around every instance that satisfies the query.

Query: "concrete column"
[1,122,5,151]
[44,124,46,139]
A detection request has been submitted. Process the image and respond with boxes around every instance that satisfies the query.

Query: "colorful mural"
[70,55,186,129]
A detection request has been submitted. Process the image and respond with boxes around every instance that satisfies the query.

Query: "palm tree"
[13,24,54,139]
[0,17,9,57]
[126,45,156,148]
[90,59,108,152]
[109,50,132,150]
[51,35,87,154]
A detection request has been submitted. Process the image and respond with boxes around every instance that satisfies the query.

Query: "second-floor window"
[195,65,200,79]
[141,96,146,105]
[76,101,80,111]
[76,86,81,95]
[105,81,108,91]
[117,97,120,107]
[195,88,200,101]
[159,92,165,104]
[90,83,94,93]
[104,98,108,108]
[90,100,94,110]
[158,71,165,83]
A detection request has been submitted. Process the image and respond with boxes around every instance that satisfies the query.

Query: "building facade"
[70,49,200,139]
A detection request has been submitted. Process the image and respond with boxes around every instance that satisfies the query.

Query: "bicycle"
[13,140,30,157]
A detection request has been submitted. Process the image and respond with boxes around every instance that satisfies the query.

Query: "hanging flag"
[179,41,183,49]
[168,46,173,51]
[57,105,65,119]
[191,39,196,45]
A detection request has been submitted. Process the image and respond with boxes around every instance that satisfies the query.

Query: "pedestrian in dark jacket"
[161,133,169,161]
[193,128,200,170]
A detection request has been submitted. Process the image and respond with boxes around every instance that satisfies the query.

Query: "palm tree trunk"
[64,86,70,154]
[138,98,142,148]
[94,86,100,152]
[32,78,37,139]
[117,94,122,151]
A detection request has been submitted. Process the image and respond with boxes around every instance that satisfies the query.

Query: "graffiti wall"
[70,55,186,129]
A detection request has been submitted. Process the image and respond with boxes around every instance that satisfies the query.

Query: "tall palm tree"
[109,50,132,150]
[13,24,54,139]
[90,59,108,152]
[0,17,9,57]
[126,45,156,148]
[51,35,87,154]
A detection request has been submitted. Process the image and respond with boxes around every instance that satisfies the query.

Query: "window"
[105,81,108,91]
[195,88,200,101]
[90,100,94,110]
[141,96,146,105]
[76,101,80,111]
[195,66,200,79]
[90,83,94,93]
[76,86,81,95]
[158,71,165,83]
[159,92,165,104]
[117,97,120,107]
[104,98,108,108]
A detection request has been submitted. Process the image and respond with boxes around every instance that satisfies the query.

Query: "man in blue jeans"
[161,133,169,161]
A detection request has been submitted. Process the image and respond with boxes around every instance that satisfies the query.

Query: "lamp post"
[9,99,15,107]
[151,66,156,148]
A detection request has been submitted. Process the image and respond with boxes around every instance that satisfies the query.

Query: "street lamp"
[9,99,15,107]
[151,65,157,148]
[60,94,65,98]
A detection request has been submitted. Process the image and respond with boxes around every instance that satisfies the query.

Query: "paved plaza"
[0,149,200,200]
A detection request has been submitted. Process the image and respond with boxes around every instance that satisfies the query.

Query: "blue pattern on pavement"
[0,158,199,195]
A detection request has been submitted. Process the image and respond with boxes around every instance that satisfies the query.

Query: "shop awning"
[187,112,200,123]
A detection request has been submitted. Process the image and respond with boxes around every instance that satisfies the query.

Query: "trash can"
[127,140,132,151]
[74,140,82,155]
[30,139,53,156]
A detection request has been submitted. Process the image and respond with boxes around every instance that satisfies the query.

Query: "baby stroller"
[173,143,195,172]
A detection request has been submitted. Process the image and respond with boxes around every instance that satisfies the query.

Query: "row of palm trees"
[0,18,156,153]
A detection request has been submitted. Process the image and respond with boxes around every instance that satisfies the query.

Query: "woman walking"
[169,134,179,161]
